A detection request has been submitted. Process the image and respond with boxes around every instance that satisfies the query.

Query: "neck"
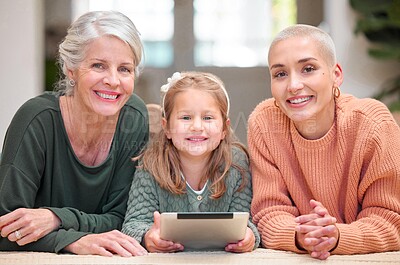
[180,155,210,190]
[60,95,118,165]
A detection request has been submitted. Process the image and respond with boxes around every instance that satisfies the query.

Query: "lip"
[286,95,313,107]
[185,136,208,142]
[94,90,121,101]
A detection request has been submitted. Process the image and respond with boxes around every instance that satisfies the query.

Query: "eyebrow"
[269,57,318,70]
[90,58,134,66]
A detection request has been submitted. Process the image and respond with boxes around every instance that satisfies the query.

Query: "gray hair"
[268,24,337,67]
[56,10,143,95]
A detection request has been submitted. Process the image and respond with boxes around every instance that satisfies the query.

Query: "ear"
[161,118,171,139]
[66,68,76,81]
[333,63,344,87]
[221,118,231,140]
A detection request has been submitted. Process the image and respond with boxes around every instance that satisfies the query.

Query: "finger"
[311,250,330,260]
[294,213,321,224]
[303,237,324,247]
[1,220,23,238]
[91,246,114,257]
[295,224,321,234]
[119,239,147,256]
[307,225,337,238]
[312,237,337,252]
[153,211,161,229]
[151,243,183,253]
[309,200,328,216]
[0,210,21,229]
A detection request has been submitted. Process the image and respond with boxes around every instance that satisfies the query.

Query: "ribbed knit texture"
[248,94,400,255]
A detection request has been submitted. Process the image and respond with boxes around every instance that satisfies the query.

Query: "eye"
[119,66,132,73]
[203,116,213,121]
[273,71,287,78]
[180,116,191,120]
[92,63,104,69]
[303,65,315,73]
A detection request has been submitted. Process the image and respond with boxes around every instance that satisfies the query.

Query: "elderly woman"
[0,11,148,256]
[248,24,400,260]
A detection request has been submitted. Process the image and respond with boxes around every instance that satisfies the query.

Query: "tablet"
[160,212,249,250]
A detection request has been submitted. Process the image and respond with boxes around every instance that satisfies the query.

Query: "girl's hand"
[64,230,147,257]
[225,227,255,253]
[144,211,184,253]
[0,208,60,245]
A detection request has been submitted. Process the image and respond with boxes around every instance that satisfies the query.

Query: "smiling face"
[268,36,343,138]
[68,35,135,117]
[164,88,227,161]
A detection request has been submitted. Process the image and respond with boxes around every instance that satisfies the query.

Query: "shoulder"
[11,92,59,127]
[118,94,149,138]
[230,145,250,175]
[15,92,58,115]
[337,94,395,125]
[248,98,288,129]
[248,98,275,122]
[232,145,249,164]
[124,94,148,119]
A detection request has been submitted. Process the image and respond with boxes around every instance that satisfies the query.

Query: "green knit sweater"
[122,147,260,249]
[0,92,148,253]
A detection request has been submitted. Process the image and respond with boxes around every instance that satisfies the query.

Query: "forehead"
[84,35,133,59]
[172,89,220,112]
[268,36,326,65]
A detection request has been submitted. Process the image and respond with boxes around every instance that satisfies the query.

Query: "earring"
[334,86,341,98]
[68,79,76,87]
[274,99,279,108]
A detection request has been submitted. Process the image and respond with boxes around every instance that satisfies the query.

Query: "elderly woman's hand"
[0,208,60,245]
[64,230,148,257]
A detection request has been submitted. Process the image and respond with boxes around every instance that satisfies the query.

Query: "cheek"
[122,76,135,93]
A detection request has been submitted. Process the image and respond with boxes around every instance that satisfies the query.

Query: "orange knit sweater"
[248,94,400,255]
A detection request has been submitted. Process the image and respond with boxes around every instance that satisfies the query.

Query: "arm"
[121,169,182,253]
[332,120,400,254]
[226,148,260,252]
[248,115,303,253]
[121,169,160,243]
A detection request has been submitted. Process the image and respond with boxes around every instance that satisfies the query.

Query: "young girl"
[122,71,260,253]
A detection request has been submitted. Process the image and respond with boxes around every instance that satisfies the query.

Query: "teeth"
[188,138,205,141]
[289,96,311,104]
[96,92,117,100]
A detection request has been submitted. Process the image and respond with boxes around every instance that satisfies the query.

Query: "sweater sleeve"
[333,119,400,254]
[248,109,304,253]
[227,148,260,249]
[121,169,159,244]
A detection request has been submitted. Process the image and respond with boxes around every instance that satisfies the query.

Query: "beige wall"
[0,0,44,151]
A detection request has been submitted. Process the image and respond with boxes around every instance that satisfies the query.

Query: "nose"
[288,73,304,94]
[103,68,120,88]
[190,116,203,131]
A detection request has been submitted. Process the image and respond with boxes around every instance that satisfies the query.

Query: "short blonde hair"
[268,24,337,67]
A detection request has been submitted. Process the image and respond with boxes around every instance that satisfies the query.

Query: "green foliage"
[350,0,400,110]
[45,59,58,92]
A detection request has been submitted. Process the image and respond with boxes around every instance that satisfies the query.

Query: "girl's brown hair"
[137,71,248,199]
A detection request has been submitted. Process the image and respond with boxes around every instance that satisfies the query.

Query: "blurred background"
[0,0,399,149]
